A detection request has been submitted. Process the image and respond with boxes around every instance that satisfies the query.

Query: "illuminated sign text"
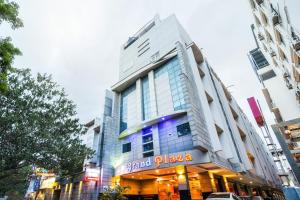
[154,153,193,167]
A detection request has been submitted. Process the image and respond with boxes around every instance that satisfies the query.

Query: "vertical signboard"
[247,97,265,127]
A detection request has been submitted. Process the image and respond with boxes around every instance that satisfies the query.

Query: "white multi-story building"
[247,0,300,185]
[55,15,284,200]
[95,15,282,200]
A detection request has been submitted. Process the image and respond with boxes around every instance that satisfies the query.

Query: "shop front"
[111,151,276,200]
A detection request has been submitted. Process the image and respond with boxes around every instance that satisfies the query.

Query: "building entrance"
[157,175,180,200]
[115,166,205,200]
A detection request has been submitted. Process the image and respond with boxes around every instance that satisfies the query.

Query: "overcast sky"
[1,0,277,139]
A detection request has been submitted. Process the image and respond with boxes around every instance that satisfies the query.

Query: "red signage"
[247,97,265,127]
[83,176,99,182]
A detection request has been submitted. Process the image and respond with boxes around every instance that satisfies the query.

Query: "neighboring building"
[82,118,101,167]
[93,15,283,200]
[247,0,300,185]
[55,93,114,200]
[27,118,105,199]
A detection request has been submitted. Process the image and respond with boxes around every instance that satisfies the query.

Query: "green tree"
[0,0,23,93]
[101,185,130,200]
[0,68,94,197]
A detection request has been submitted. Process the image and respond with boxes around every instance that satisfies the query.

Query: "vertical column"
[136,79,142,122]
[152,124,160,155]
[176,165,191,200]
[68,183,73,200]
[77,181,83,200]
[208,172,217,192]
[148,71,158,117]
[222,176,230,192]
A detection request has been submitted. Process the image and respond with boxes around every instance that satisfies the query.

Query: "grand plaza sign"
[118,151,195,175]
[154,153,192,167]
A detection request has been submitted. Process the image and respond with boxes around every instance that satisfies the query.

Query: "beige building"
[248,0,300,185]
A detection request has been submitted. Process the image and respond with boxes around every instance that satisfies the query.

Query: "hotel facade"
[37,15,285,200]
[247,0,300,185]
[92,15,283,200]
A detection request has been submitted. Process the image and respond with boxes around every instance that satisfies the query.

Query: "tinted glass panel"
[120,84,136,133]
[122,143,131,153]
[141,76,151,120]
[154,57,186,111]
[249,48,269,70]
[143,142,153,151]
[142,127,153,135]
[143,151,154,158]
[143,134,153,143]
[177,123,191,137]
[260,70,276,81]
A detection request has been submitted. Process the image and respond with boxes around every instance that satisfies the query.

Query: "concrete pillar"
[208,172,217,192]
[176,166,191,200]
[222,176,230,192]
[152,124,160,155]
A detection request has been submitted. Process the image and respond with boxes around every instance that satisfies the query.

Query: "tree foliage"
[0,0,23,93]
[101,185,130,200]
[0,37,21,92]
[0,0,23,29]
[0,68,94,196]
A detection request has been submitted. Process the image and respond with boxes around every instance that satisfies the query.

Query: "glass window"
[142,127,152,135]
[143,142,153,151]
[120,84,136,133]
[260,70,276,81]
[154,56,186,111]
[143,134,153,143]
[122,143,131,153]
[141,76,151,120]
[177,122,191,137]
[143,151,154,158]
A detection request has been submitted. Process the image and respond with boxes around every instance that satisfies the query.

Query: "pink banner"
[247,97,265,127]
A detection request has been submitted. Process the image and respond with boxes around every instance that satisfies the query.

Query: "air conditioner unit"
[283,72,290,78]
[293,38,300,51]
[270,50,276,57]
[286,82,293,89]
[292,31,300,51]
[255,0,263,5]
[271,8,281,26]
[258,33,264,41]
[296,88,300,99]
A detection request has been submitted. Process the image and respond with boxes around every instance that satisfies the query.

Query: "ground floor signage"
[119,152,194,175]
[127,158,152,172]
[154,153,193,167]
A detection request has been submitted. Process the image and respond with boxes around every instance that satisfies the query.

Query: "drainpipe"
[251,24,259,48]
